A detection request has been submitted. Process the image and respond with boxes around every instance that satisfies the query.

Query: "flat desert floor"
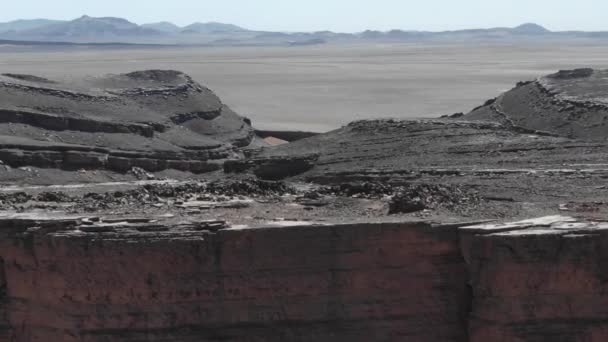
[1,43,608,131]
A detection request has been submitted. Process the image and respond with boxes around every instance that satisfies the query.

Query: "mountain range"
[0,16,606,46]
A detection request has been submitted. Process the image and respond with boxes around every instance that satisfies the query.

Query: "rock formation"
[0,70,254,182]
[0,208,605,341]
[465,68,608,140]
[0,68,608,341]
[462,216,608,342]
[0,214,471,341]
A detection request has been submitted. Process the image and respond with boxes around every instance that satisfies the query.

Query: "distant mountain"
[181,22,247,34]
[0,19,65,33]
[0,16,253,44]
[17,15,161,40]
[512,23,550,34]
[141,21,181,33]
[355,23,555,42]
[360,30,385,39]
[0,18,605,47]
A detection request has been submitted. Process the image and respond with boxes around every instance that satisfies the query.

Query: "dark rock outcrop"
[224,154,319,180]
[0,70,254,176]
[0,257,8,340]
[241,71,608,221]
[465,68,608,140]
[245,118,608,221]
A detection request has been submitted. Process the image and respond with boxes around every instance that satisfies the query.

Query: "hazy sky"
[2,0,607,32]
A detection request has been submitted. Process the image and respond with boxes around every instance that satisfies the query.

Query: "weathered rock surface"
[0,210,607,341]
[244,118,608,221]
[465,68,608,140]
[0,259,8,341]
[0,70,254,177]
[0,211,471,342]
[462,216,608,342]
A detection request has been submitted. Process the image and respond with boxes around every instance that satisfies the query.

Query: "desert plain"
[2,42,608,131]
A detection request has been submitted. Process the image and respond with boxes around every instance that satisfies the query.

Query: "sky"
[2,0,608,32]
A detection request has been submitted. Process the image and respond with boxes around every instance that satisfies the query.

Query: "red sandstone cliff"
[0,258,9,340]
[463,217,608,342]
[0,218,469,342]
[0,215,607,341]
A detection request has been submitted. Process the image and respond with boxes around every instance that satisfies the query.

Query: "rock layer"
[241,118,608,222]
[0,70,254,175]
[465,68,608,140]
[0,215,469,342]
[0,258,8,341]
[462,216,608,342]
[0,213,607,341]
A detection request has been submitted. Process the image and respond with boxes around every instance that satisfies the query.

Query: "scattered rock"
[129,167,155,180]
[389,184,480,214]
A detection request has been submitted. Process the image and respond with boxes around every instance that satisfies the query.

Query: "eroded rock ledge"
[0,70,254,176]
[465,68,608,140]
[0,212,604,341]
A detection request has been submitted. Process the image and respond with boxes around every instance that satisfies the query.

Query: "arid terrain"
[2,43,608,131]
[1,40,608,341]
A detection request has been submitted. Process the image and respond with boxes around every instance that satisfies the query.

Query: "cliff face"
[0,217,469,341]
[0,258,9,340]
[463,217,608,342]
[0,212,607,341]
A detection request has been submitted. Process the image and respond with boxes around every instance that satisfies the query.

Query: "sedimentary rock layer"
[0,258,8,341]
[465,68,608,140]
[238,118,608,221]
[0,215,469,342]
[0,213,606,341]
[0,70,254,175]
[462,216,608,342]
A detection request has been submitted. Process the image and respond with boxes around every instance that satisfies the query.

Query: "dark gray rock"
[465,68,608,140]
[0,70,254,177]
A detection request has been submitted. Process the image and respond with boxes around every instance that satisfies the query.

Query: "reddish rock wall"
[0,257,10,341]
[0,221,469,342]
[462,218,608,342]
[2,215,606,342]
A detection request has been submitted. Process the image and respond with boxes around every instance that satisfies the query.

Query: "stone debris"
[128,167,156,180]
[389,184,480,214]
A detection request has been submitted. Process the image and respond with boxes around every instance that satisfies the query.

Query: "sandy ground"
[1,43,608,131]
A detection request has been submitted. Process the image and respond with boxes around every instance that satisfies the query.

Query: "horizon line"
[5,16,608,34]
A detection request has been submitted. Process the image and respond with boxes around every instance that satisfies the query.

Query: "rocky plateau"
[0,68,607,341]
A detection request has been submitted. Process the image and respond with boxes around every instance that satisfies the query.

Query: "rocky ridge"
[0,70,254,179]
[465,68,608,140]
